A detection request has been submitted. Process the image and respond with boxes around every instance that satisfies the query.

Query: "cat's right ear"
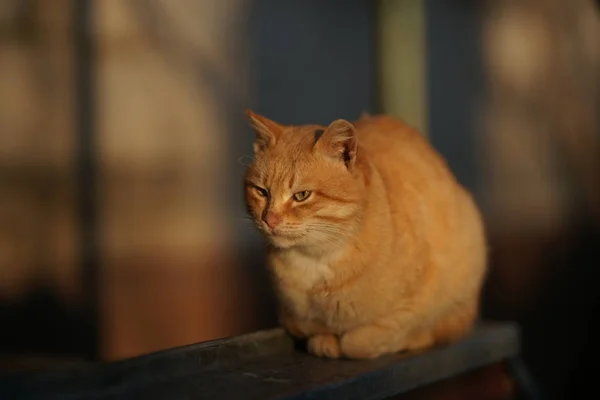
[245,109,283,153]
[314,119,358,170]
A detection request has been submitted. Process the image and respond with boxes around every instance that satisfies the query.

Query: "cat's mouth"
[261,223,294,237]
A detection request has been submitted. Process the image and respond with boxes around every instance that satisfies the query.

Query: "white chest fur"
[277,250,335,290]
[270,249,334,321]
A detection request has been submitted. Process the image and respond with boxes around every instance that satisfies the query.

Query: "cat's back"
[351,116,486,307]
[353,115,454,184]
[353,114,419,146]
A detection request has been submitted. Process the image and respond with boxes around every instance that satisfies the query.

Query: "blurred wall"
[425,0,484,197]
[0,0,378,363]
[479,0,599,397]
[0,0,78,300]
[377,0,428,135]
[0,0,259,362]
[0,0,83,357]
[95,0,256,360]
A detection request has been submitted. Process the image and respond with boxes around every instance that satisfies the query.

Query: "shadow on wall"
[477,0,600,398]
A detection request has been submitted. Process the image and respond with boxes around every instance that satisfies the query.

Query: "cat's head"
[243,110,364,250]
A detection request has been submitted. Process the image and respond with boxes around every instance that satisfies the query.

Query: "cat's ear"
[245,109,284,153]
[315,119,357,169]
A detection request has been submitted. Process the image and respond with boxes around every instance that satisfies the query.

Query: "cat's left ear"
[315,119,357,169]
[245,109,284,153]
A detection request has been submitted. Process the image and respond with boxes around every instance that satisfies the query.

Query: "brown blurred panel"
[0,0,79,303]
[480,0,600,314]
[480,0,599,396]
[94,0,256,360]
[102,252,246,360]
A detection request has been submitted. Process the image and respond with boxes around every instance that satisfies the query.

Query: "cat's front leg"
[340,324,401,359]
[307,334,342,358]
[281,313,341,358]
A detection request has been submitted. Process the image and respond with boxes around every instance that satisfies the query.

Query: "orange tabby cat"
[243,110,487,359]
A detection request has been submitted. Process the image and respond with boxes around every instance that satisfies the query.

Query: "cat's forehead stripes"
[261,149,310,187]
[315,190,356,205]
[263,157,296,192]
[288,172,297,190]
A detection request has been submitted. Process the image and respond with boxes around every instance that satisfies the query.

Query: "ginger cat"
[243,110,487,359]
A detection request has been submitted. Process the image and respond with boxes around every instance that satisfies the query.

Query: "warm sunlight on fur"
[243,110,487,360]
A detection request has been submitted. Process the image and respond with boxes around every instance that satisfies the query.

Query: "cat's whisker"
[305,226,355,236]
[303,223,359,240]
[238,155,256,167]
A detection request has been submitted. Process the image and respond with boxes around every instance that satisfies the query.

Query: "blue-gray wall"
[248,0,376,125]
[426,0,483,198]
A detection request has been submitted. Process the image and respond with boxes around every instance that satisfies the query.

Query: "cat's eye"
[253,186,268,197]
[293,191,311,202]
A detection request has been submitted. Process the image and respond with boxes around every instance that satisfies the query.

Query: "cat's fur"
[243,110,487,359]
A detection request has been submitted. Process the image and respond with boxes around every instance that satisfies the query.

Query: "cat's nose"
[263,211,282,229]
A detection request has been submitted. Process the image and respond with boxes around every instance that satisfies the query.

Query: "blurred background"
[0,0,598,398]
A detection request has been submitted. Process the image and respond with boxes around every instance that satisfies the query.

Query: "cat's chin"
[267,235,300,249]
[267,233,342,253]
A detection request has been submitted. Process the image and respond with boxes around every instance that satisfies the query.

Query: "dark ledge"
[0,322,520,400]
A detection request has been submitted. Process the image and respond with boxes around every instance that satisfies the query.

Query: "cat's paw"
[341,325,392,359]
[307,334,341,358]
